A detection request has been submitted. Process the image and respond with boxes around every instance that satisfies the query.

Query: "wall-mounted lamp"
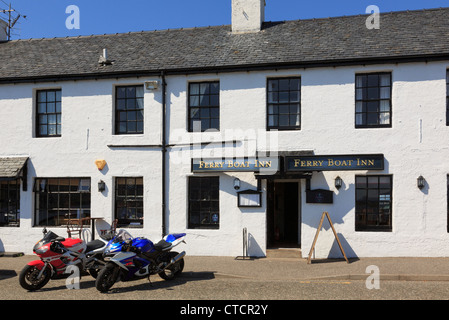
[417,176,425,190]
[335,176,343,190]
[98,180,106,192]
[145,80,160,90]
[233,178,241,191]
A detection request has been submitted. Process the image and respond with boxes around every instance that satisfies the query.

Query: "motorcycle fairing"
[27,260,46,270]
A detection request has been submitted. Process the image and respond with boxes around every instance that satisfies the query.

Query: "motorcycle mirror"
[43,228,47,235]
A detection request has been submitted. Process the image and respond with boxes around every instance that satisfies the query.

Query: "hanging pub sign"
[286,154,384,172]
[192,157,279,173]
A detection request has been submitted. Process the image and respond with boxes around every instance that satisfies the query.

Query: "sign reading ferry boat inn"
[286,154,384,172]
[192,158,279,173]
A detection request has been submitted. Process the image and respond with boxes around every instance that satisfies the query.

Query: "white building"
[1,1,449,259]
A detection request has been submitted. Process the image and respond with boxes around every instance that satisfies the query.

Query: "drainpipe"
[161,71,167,237]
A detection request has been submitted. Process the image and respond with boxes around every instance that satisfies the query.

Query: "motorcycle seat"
[154,240,171,251]
[86,239,105,252]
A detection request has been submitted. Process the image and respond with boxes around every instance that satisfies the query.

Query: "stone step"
[266,248,302,259]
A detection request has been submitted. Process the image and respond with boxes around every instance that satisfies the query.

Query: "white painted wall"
[1,60,449,258]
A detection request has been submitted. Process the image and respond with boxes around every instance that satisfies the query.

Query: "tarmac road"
[2,255,449,302]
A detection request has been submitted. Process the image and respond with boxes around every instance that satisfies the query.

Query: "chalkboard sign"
[306,189,333,204]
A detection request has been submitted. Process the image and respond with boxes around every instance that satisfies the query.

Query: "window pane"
[380,100,390,112]
[126,99,136,109]
[115,86,145,135]
[380,112,390,125]
[115,177,144,227]
[380,74,391,86]
[190,96,199,107]
[136,98,144,109]
[356,75,366,88]
[126,86,136,98]
[367,74,379,87]
[47,91,56,102]
[210,82,219,94]
[268,105,278,115]
[356,175,392,231]
[279,79,289,91]
[268,92,278,103]
[210,119,219,130]
[48,115,57,124]
[36,90,62,137]
[380,87,390,99]
[48,125,57,135]
[135,86,144,98]
[279,115,289,126]
[34,178,91,227]
[117,87,126,99]
[190,83,200,95]
[199,95,209,106]
[38,103,46,114]
[279,92,289,103]
[355,73,391,128]
[136,110,144,121]
[210,95,219,106]
[268,80,278,92]
[128,111,137,121]
[200,83,210,95]
[189,177,219,229]
[38,91,47,102]
[188,82,219,132]
[210,108,219,118]
[190,108,200,119]
[279,105,289,114]
[290,78,300,91]
[267,78,300,130]
[39,115,47,125]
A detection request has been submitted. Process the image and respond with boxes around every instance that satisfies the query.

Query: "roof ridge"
[7,6,449,42]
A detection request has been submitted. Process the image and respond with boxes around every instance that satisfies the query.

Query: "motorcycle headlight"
[34,247,49,254]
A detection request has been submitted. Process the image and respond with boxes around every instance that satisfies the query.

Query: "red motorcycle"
[19,228,87,291]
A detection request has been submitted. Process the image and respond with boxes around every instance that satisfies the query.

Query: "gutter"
[1,53,449,85]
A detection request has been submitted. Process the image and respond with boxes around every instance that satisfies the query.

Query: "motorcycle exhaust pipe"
[164,251,186,270]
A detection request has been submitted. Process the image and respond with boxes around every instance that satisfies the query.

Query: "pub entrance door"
[267,180,301,248]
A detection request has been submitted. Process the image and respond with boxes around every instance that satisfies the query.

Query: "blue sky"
[2,0,449,40]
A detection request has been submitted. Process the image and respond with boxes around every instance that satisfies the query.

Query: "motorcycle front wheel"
[95,263,119,292]
[19,264,51,291]
[158,251,185,281]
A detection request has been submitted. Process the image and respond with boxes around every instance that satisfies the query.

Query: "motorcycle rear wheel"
[19,265,51,291]
[95,263,119,292]
[158,251,185,281]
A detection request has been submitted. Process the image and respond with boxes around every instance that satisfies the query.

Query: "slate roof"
[0,8,449,82]
[0,157,28,178]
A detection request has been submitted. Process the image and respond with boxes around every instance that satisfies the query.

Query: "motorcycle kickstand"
[147,275,153,287]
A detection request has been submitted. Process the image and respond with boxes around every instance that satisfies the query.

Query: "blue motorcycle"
[95,230,186,292]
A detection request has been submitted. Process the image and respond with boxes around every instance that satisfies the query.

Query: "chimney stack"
[232,0,265,34]
[0,18,7,41]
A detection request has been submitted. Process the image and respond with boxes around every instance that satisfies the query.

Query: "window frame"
[355,72,392,129]
[188,176,220,229]
[0,179,20,227]
[188,81,220,132]
[355,175,393,232]
[33,178,91,227]
[266,77,301,131]
[115,85,145,135]
[36,89,62,138]
[114,177,144,228]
